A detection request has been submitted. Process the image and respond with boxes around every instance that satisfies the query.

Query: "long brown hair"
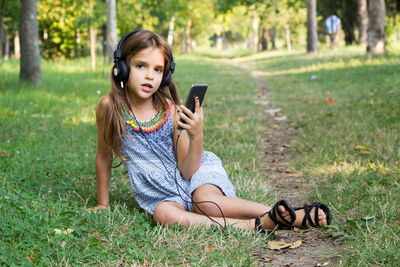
[104,30,180,162]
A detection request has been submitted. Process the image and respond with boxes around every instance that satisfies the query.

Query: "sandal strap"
[255,215,266,234]
[268,199,296,229]
[315,202,332,225]
[255,199,296,233]
[295,202,332,227]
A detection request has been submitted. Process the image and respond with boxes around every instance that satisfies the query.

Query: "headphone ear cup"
[117,59,130,85]
[160,70,172,88]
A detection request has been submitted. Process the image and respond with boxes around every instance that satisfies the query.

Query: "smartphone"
[178,84,208,130]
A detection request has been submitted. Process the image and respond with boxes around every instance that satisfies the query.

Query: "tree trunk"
[89,0,96,70]
[3,26,8,59]
[246,14,251,50]
[90,27,96,70]
[14,31,20,59]
[269,27,276,50]
[367,0,386,54]
[285,24,292,52]
[167,14,175,46]
[105,0,117,62]
[221,31,227,49]
[252,12,259,52]
[358,0,368,44]
[307,0,318,53]
[0,0,5,58]
[20,0,42,85]
[185,19,192,53]
[261,28,268,51]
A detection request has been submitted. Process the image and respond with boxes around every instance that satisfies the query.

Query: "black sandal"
[294,202,332,227]
[255,199,296,233]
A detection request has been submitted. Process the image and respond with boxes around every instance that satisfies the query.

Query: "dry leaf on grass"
[324,98,335,106]
[354,145,369,151]
[267,240,303,250]
[204,245,214,252]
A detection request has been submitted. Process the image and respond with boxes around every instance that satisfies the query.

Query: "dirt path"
[252,75,339,266]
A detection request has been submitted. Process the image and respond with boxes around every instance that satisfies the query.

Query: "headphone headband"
[113,29,141,60]
[112,30,175,89]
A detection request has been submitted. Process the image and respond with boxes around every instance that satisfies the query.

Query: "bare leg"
[153,201,254,230]
[192,184,328,228]
[192,184,269,219]
[153,201,327,231]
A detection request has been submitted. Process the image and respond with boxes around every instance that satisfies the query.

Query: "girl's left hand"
[177,97,203,140]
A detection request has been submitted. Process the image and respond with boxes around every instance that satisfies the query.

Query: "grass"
[1,43,399,265]
[0,54,273,265]
[236,45,400,265]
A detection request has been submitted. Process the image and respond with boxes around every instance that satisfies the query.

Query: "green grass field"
[1,45,399,265]
[236,46,400,265]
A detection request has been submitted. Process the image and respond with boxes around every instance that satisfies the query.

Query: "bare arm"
[94,94,113,209]
[173,97,204,181]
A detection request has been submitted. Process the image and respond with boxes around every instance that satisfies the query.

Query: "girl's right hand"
[177,97,204,140]
[86,204,110,213]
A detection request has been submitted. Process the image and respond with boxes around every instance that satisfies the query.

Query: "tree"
[20,0,42,85]
[358,0,368,44]
[89,0,96,70]
[0,0,19,59]
[0,0,5,58]
[105,0,117,62]
[367,0,386,54]
[307,0,318,53]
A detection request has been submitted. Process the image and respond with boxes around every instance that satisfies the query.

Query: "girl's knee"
[153,201,189,227]
[192,185,224,216]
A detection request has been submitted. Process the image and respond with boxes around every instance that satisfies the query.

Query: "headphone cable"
[127,105,227,229]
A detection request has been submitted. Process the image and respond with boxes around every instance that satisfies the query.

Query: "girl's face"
[127,47,165,103]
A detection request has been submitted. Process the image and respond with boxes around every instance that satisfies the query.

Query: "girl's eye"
[155,68,163,73]
[136,64,144,69]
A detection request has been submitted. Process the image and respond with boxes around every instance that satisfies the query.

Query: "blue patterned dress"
[120,100,236,215]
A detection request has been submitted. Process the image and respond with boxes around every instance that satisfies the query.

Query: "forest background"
[2,0,400,63]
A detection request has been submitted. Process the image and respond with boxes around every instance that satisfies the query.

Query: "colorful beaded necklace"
[123,99,172,133]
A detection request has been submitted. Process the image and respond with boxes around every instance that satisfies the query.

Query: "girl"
[94,29,332,232]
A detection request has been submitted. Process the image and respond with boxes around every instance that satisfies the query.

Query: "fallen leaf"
[236,117,244,122]
[204,245,214,252]
[61,241,67,248]
[324,98,335,106]
[267,240,302,250]
[271,124,279,129]
[289,240,302,249]
[0,150,6,157]
[25,256,33,263]
[354,145,369,151]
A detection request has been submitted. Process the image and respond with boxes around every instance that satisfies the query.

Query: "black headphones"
[112,29,175,89]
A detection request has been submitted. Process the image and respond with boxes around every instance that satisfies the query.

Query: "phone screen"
[177,84,208,130]
[184,84,208,113]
